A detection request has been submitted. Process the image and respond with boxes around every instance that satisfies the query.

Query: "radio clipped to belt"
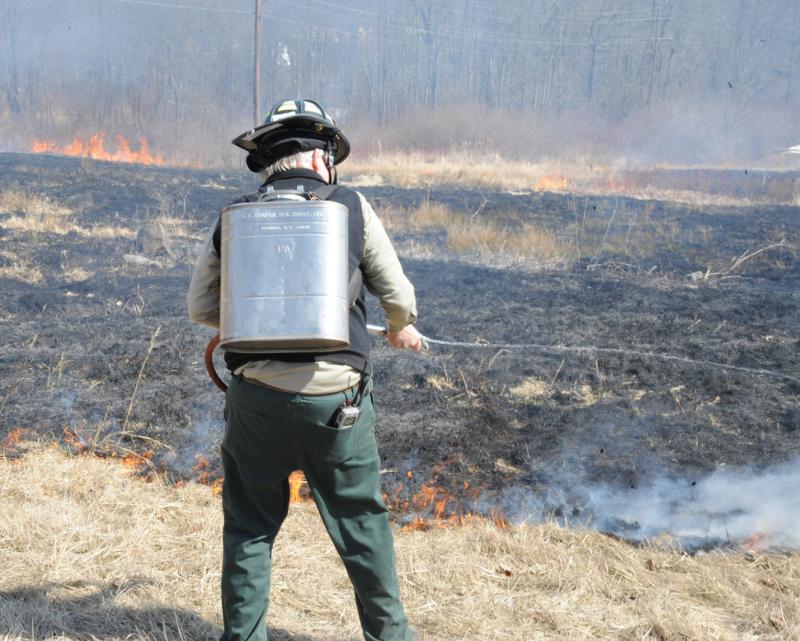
[332,366,373,429]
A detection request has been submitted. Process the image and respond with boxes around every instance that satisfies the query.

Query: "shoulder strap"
[347,269,363,308]
[308,184,339,200]
[308,184,360,306]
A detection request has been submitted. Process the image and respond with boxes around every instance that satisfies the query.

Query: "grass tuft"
[0,250,44,284]
[0,189,74,234]
[0,188,134,239]
[381,201,562,264]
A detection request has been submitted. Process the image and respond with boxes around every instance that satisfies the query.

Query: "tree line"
[1,0,797,163]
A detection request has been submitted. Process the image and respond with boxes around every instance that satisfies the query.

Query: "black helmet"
[233,99,350,173]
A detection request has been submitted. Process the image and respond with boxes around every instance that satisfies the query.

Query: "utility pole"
[254,0,262,123]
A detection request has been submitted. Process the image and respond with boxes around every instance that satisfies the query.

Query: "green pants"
[220,375,412,641]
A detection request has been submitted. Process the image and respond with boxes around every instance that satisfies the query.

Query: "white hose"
[367,324,799,385]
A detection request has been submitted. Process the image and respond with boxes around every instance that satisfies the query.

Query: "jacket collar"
[261,168,327,189]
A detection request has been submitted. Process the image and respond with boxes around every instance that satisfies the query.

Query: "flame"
[534,174,570,192]
[210,478,224,496]
[490,508,509,529]
[532,167,642,196]
[289,470,311,503]
[189,457,309,502]
[30,132,165,165]
[117,449,154,470]
[2,428,36,448]
[404,516,430,531]
[742,532,768,552]
[63,425,91,453]
[193,455,215,484]
[31,140,59,153]
[393,466,510,531]
[192,455,223,495]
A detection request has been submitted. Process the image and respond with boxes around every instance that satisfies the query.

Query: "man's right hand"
[387,324,423,352]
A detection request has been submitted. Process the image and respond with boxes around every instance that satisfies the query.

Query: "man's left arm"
[358,193,423,352]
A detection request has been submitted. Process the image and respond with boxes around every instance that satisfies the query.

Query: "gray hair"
[260,150,316,181]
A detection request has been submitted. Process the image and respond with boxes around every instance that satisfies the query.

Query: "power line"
[274,0,680,48]
[108,0,253,14]
[100,0,718,53]
[300,0,659,23]
[257,7,721,61]
[102,0,719,49]
[294,0,711,30]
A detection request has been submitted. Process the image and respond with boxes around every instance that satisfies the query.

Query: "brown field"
[0,446,798,641]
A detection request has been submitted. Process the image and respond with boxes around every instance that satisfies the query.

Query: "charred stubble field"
[0,152,798,548]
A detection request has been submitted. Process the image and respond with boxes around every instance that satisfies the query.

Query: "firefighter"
[188,99,422,641]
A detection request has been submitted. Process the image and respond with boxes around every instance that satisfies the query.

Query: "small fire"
[117,449,154,470]
[188,458,310,502]
[210,478,224,496]
[534,174,570,192]
[393,466,509,531]
[63,425,91,453]
[742,532,768,553]
[30,132,165,165]
[531,167,642,196]
[412,481,450,520]
[2,428,36,448]
[289,470,311,503]
[192,455,224,496]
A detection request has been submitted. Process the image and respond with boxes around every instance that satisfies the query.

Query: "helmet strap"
[326,141,337,184]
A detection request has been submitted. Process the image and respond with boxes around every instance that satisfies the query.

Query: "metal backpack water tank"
[219,188,350,353]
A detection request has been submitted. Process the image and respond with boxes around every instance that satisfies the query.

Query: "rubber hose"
[204,333,228,392]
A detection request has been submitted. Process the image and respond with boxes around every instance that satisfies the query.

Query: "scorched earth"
[0,152,798,549]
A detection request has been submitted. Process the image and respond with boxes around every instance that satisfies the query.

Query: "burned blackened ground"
[0,153,798,540]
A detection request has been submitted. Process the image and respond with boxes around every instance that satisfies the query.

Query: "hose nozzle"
[367,324,387,336]
[367,324,429,351]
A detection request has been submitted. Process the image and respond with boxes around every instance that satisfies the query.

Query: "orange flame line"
[30,132,166,166]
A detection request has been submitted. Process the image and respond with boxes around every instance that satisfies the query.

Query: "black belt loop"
[351,361,372,408]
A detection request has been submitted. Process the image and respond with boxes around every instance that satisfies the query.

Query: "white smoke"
[489,459,800,550]
[157,391,225,475]
[583,461,800,550]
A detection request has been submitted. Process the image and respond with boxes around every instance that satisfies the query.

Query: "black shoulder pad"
[309,184,339,200]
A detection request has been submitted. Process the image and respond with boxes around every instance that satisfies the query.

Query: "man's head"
[233,99,350,182]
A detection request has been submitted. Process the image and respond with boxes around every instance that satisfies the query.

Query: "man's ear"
[311,148,330,181]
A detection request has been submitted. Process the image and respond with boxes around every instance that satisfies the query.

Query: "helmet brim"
[232,114,350,165]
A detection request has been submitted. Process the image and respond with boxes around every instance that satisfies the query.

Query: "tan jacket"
[188,191,417,394]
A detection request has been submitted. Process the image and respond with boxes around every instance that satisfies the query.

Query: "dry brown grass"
[0,250,44,284]
[0,189,134,239]
[0,189,74,234]
[82,224,136,240]
[343,153,800,206]
[447,219,561,259]
[344,152,592,192]
[382,201,562,264]
[1,446,798,641]
[509,378,613,408]
[509,378,552,401]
